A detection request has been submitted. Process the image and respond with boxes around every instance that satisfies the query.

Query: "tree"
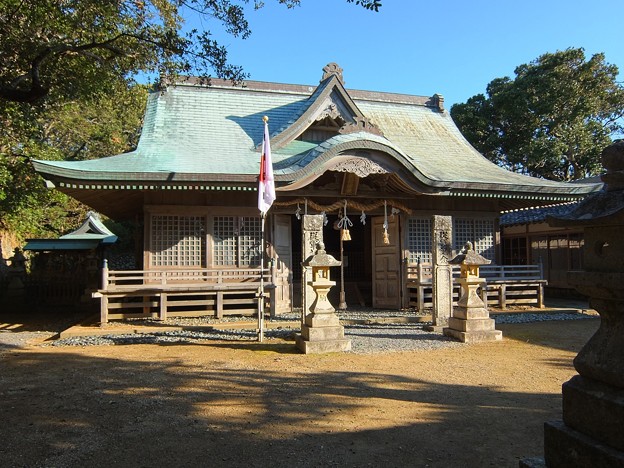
[451,48,624,181]
[0,81,147,238]
[0,0,381,105]
[0,0,381,240]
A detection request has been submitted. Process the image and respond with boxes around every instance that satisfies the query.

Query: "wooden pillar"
[537,283,544,309]
[101,259,109,290]
[270,261,277,319]
[401,255,409,309]
[216,291,223,318]
[499,284,507,309]
[159,292,168,320]
[99,294,108,324]
[99,259,109,325]
[417,286,425,312]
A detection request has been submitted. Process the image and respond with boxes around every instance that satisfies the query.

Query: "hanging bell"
[341,228,351,241]
[383,229,390,245]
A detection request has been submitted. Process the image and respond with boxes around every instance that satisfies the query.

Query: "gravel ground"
[41,308,597,354]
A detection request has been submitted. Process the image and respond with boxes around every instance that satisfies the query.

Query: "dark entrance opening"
[290,214,372,308]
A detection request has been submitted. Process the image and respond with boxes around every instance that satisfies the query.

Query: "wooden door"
[272,215,292,313]
[372,216,401,309]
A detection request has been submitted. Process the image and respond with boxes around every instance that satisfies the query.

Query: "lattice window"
[407,217,432,264]
[151,215,205,267]
[453,218,495,261]
[213,217,237,266]
[502,237,528,265]
[213,216,261,267]
[454,218,473,254]
[239,217,261,266]
[474,219,495,260]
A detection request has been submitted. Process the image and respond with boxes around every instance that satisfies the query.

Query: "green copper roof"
[24,212,117,251]
[32,68,601,199]
[34,85,311,179]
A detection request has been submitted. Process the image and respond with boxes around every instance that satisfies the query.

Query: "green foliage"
[0,0,379,104]
[347,0,382,11]
[0,82,147,240]
[451,48,624,181]
[0,0,380,241]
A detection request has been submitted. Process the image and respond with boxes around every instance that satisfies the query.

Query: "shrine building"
[32,63,601,320]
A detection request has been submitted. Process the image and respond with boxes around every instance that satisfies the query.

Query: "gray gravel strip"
[43,310,597,354]
[492,312,597,324]
[345,323,461,354]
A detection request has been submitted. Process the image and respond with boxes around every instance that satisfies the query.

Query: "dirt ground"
[0,312,599,468]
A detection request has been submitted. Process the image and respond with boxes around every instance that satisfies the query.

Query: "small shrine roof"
[24,212,117,251]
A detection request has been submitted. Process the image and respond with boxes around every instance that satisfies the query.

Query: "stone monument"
[444,242,502,343]
[521,139,624,467]
[427,215,453,331]
[301,215,324,317]
[295,242,351,354]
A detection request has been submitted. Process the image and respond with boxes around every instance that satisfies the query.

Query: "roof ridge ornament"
[432,93,445,112]
[322,63,344,85]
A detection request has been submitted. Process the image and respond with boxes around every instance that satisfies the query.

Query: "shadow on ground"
[0,342,572,468]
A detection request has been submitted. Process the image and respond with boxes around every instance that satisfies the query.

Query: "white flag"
[258,118,275,214]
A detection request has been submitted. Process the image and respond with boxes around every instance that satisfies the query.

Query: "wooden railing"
[406,263,546,310]
[94,264,275,323]
[102,267,271,290]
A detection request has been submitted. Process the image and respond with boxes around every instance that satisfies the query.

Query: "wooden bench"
[406,263,546,311]
[93,266,275,323]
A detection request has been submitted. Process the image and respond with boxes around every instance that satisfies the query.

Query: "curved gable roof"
[267,74,369,150]
[32,65,601,200]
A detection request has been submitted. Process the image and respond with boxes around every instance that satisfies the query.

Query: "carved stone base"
[562,375,624,451]
[295,331,352,354]
[542,420,624,467]
[443,327,502,343]
[296,310,351,354]
[305,311,341,328]
[301,324,345,341]
[443,315,502,343]
[524,375,624,467]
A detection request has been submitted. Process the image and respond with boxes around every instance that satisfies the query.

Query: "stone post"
[428,215,453,331]
[521,140,624,467]
[6,248,27,301]
[443,242,502,343]
[301,215,324,316]
[295,242,351,354]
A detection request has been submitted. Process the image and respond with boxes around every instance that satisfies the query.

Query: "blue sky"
[192,0,624,108]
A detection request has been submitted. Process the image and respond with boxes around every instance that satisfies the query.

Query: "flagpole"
[258,212,265,342]
[257,115,274,343]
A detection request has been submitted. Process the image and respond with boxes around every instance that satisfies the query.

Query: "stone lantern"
[521,140,624,466]
[6,247,27,300]
[443,242,502,343]
[295,242,351,354]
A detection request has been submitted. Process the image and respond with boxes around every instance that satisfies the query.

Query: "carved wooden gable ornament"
[267,63,383,150]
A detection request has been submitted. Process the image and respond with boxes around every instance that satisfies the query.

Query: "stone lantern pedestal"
[295,242,351,354]
[443,242,502,343]
[521,140,624,467]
